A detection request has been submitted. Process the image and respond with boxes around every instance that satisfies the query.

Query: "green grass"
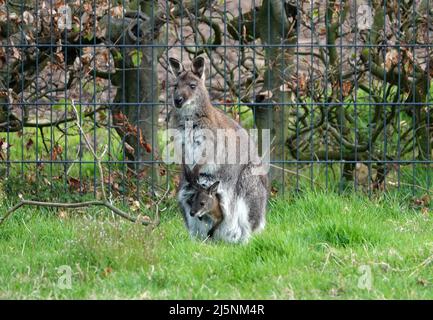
[1,190,433,299]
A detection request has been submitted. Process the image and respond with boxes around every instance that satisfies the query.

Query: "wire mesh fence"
[0,0,432,204]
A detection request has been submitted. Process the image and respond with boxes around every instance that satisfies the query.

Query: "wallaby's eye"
[200,201,205,206]
[190,83,196,90]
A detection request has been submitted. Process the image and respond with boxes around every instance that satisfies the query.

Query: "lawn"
[1,190,433,299]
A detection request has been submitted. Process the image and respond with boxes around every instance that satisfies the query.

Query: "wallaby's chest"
[174,121,217,175]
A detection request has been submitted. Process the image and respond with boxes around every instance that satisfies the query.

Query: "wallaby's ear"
[191,56,206,81]
[208,181,220,194]
[168,57,184,77]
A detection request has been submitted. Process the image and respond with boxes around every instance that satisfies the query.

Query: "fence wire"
[0,0,432,202]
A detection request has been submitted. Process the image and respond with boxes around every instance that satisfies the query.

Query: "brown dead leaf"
[172,174,180,189]
[131,200,140,212]
[385,49,399,71]
[55,51,65,64]
[26,173,36,183]
[270,186,278,197]
[58,210,68,219]
[51,144,63,160]
[417,278,429,287]
[283,73,308,96]
[137,215,152,224]
[342,81,352,97]
[26,138,34,150]
[0,138,11,160]
[102,267,113,277]
[159,166,166,177]
[68,177,81,191]
[413,194,430,207]
[112,112,128,124]
[110,5,124,18]
[143,142,152,153]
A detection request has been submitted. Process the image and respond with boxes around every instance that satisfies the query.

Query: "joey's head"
[183,165,220,219]
[168,56,208,110]
[189,181,220,219]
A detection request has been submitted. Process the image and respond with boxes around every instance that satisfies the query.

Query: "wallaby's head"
[168,56,207,109]
[190,182,220,218]
[183,165,220,218]
[190,181,220,218]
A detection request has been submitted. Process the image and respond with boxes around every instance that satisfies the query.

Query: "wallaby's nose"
[174,96,184,108]
[190,210,196,217]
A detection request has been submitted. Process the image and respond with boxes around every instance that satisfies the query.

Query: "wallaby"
[168,56,268,243]
[184,165,223,239]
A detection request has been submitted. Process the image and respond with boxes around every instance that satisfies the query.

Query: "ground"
[1,191,433,299]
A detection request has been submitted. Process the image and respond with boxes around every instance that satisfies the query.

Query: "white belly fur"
[176,127,256,243]
[180,185,252,243]
[175,127,218,175]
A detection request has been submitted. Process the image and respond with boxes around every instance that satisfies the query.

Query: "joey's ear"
[192,164,201,177]
[168,57,184,77]
[208,181,220,194]
[191,56,206,81]
[183,165,193,182]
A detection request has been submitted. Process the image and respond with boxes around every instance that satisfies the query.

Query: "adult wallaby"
[168,56,268,243]
[184,165,223,239]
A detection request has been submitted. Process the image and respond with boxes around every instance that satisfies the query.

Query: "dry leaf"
[258,90,273,100]
[25,138,34,150]
[23,11,34,24]
[102,267,113,277]
[342,81,352,97]
[110,5,124,18]
[68,177,81,191]
[58,210,68,219]
[385,49,399,71]
[131,200,140,212]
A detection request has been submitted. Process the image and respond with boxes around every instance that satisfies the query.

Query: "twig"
[1,100,160,228]
[151,185,171,228]
[71,100,107,201]
[269,164,320,187]
[23,106,107,128]
[409,254,433,277]
[386,180,433,194]
[0,200,150,226]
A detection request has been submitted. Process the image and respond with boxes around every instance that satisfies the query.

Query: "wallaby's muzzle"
[190,209,204,220]
[174,96,184,108]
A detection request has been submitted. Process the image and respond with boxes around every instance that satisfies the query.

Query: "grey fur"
[169,56,268,243]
